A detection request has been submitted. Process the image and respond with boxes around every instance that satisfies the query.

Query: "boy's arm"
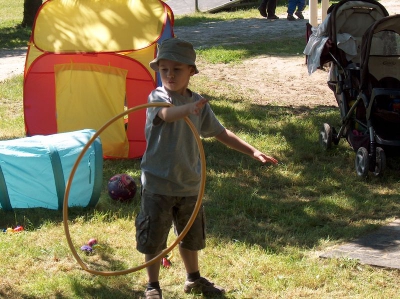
[215,129,278,164]
[157,98,208,122]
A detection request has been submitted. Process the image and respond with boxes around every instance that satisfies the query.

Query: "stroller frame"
[314,0,400,177]
[353,14,400,176]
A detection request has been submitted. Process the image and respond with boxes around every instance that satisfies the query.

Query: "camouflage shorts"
[135,188,206,254]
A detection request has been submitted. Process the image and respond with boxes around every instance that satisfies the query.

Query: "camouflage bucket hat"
[149,38,199,74]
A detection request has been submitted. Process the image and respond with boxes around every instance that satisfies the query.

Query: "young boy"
[136,38,278,299]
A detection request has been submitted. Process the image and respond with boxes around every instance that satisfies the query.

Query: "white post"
[309,0,318,27]
[321,0,329,22]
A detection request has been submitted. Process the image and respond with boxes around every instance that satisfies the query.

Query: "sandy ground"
[1,0,399,108]
[0,48,27,82]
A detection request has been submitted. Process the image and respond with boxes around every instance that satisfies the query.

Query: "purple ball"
[107,174,137,203]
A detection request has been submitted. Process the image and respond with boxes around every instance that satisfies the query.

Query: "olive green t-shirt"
[140,86,225,196]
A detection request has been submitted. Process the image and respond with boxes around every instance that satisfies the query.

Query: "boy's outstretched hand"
[215,129,278,165]
[253,150,278,164]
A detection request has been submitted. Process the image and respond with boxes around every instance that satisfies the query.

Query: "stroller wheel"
[319,123,332,150]
[372,147,386,177]
[355,147,369,177]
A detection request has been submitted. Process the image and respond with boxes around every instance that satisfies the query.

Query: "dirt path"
[1,0,399,108]
[0,47,27,82]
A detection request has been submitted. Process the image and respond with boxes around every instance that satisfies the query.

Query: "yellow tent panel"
[124,44,157,81]
[55,63,129,157]
[34,0,167,52]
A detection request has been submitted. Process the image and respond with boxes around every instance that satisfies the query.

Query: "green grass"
[0,76,25,139]
[0,0,30,48]
[197,38,305,64]
[1,1,400,299]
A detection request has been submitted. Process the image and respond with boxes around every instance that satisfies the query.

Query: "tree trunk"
[21,0,43,28]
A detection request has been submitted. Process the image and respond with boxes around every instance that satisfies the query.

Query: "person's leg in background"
[295,0,306,19]
[266,0,279,19]
[287,0,296,21]
[258,0,268,18]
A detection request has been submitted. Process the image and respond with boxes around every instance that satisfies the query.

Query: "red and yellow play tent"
[23,0,174,158]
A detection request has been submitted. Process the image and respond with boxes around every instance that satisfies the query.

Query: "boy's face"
[158,59,196,95]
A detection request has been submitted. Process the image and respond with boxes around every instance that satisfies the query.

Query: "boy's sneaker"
[287,14,296,21]
[184,277,225,295]
[144,288,162,299]
[295,11,304,19]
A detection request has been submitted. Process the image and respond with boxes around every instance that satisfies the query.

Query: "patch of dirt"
[0,48,27,82]
[195,55,334,107]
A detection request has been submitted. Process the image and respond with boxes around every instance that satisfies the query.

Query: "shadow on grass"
[70,279,144,299]
[0,26,31,49]
[1,100,399,260]
[5,83,396,295]
[199,97,400,252]
[1,278,144,299]
[0,100,399,299]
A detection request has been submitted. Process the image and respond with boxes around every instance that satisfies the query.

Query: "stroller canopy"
[360,14,400,91]
[328,0,388,42]
[305,0,389,74]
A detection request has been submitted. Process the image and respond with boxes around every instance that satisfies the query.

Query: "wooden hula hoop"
[63,102,206,276]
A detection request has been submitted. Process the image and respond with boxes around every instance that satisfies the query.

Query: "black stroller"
[313,0,400,177]
[352,14,400,177]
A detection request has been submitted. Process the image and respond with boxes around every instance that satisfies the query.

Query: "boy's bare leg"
[179,245,199,273]
[145,253,161,282]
